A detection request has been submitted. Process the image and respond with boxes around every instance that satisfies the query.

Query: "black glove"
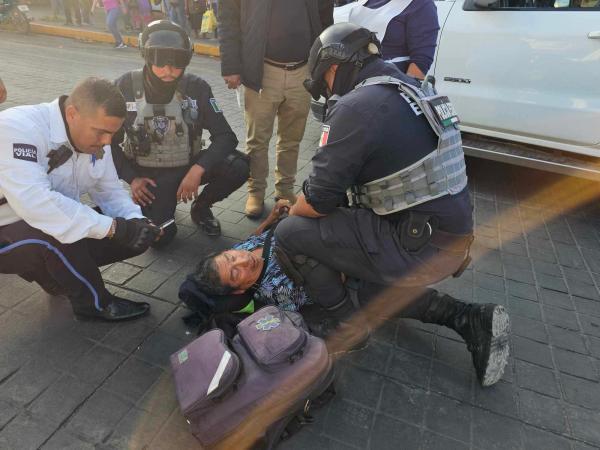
[113,217,160,251]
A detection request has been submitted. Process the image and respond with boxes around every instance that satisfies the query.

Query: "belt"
[264,59,307,71]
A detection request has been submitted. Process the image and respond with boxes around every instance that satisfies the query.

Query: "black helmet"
[139,20,193,69]
[304,22,380,100]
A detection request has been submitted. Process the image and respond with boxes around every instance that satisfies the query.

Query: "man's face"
[151,64,184,82]
[323,64,338,97]
[66,104,124,154]
[214,249,264,294]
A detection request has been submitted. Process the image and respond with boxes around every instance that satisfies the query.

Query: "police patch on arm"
[13,143,38,162]
[209,98,222,113]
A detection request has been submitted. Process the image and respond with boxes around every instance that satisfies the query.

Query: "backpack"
[170,305,336,449]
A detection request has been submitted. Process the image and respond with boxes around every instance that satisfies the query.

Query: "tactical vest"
[347,76,468,216]
[123,70,202,168]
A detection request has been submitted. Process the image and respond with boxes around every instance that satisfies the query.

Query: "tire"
[10,8,29,34]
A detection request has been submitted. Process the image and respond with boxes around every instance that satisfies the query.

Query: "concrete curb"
[29,22,220,57]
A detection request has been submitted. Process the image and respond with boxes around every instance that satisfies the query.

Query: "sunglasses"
[146,47,191,69]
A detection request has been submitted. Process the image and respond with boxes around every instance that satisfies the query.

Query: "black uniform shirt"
[265,0,313,63]
[304,59,473,234]
[111,70,238,183]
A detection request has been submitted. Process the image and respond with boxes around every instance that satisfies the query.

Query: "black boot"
[401,291,510,387]
[190,201,221,236]
[73,296,150,322]
[309,296,370,356]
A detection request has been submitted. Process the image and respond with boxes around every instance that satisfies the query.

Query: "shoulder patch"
[209,98,222,113]
[13,143,38,162]
[126,102,137,112]
[319,125,330,147]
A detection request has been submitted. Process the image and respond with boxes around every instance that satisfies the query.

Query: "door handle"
[588,31,600,39]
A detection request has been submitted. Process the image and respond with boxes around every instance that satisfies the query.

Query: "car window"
[485,0,599,8]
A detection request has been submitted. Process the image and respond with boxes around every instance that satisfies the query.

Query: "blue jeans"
[169,1,188,30]
[106,7,123,45]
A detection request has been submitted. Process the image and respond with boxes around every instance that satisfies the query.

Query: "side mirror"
[463,0,499,10]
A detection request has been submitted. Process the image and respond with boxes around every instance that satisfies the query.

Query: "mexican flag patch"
[319,125,330,147]
[209,98,222,113]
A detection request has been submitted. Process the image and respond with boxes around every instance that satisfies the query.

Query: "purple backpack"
[170,306,335,449]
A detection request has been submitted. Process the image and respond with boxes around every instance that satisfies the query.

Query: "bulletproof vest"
[347,76,468,215]
[123,70,202,168]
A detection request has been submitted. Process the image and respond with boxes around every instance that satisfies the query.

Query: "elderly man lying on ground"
[180,201,506,387]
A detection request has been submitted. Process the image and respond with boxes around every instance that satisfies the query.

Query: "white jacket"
[0,98,143,244]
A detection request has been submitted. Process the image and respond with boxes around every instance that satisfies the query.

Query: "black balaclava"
[330,54,378,98]
[143,64,184,104]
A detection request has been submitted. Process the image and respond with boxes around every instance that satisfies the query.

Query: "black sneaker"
[458,304,510,387]
[74,296,150,322]
[190,202,221,236]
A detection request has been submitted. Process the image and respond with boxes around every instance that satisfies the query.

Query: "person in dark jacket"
[218,0,334,218]
[274,23,510,387]
[112,20,249,245]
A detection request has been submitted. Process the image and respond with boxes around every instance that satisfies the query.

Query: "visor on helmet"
[145,47,191,69]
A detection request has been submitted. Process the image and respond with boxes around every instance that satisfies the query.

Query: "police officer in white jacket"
[0,77,161,321]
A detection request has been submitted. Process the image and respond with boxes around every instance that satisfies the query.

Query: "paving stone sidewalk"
[2,33,600,450]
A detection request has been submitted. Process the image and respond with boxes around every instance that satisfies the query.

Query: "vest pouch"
[170,329,241,416]
[237,306,308,372]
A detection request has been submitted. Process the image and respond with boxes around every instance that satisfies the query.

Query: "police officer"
[113,20,249,245]
[0,77,160,321]
[275,23,510,387]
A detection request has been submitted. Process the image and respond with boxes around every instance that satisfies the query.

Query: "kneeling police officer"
[113,20,249,245]
[275,23,510,387]
[0,77,159,321]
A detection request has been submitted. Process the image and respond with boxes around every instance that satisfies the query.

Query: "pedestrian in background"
[168,0,187,29]
[63,0,85,25]
[50,0,64,21]
[340,0,439,79]
[93,0,128,48]
[218,0,334,218]
[186,0,206,38]
[210,0,217,38]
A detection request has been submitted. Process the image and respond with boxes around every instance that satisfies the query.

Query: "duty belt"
[264,59,307,71]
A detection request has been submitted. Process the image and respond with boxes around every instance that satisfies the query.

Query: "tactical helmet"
[304,22,381,100]
[139,20,193,69]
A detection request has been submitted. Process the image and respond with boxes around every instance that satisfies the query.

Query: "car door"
[433,0,600,148]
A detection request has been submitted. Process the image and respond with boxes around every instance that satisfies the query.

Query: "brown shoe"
[245,194,265,218]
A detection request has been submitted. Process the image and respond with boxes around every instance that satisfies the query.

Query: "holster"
[400,212,437,253]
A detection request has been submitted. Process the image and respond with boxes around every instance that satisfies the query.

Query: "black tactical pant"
[0,220,142,315]
[137,151,250,246]
[274,208,472,315]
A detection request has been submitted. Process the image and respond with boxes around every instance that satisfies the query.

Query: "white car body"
[332,0,600,174]
[432,0,600,157]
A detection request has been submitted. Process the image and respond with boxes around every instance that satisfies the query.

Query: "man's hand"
[223,74,241,90]
[253,199,292,236]
[176,164,205,203]
[271,199,292,219]
[112,217,161,252]
[131,177,157,207]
